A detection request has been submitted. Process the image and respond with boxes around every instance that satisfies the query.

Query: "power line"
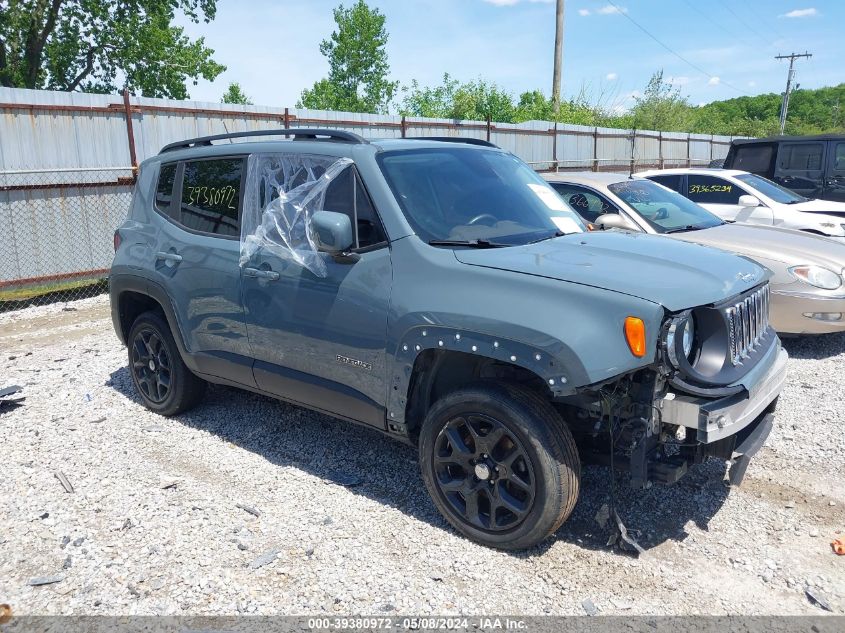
[682,0,741,40]
[606,0,749,96]
[717,0,786,45]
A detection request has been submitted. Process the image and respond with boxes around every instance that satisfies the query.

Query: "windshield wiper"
[527,230,567,244]
[664,225,706,234]
[428,239,510,248]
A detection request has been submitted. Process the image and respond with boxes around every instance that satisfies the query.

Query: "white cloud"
[748,80,757,87]
[605,72,618,80]
[578,8,591,16]
[597,4,627,14]
[708,76,721,86]
[781,8,818,18]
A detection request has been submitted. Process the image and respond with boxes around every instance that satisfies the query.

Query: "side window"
[833,142,845,175]
[180,158,244,237]
[686,175,741,204]
[648,174,683,192]
[322,165,387,249]
[155,163,178,218]
[733,145,773,173]
[777,143,824,172]
[548,183,617,223]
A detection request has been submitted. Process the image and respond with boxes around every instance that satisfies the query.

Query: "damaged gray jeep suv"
[110,129,787,549]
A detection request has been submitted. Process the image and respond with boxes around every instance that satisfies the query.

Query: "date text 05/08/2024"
[306,617,528,630]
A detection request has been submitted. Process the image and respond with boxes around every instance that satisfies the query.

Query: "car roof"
[636,167,748,177]
[543,171,635,186]
[732,133,845,145]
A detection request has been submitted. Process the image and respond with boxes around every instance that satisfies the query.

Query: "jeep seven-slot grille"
[725,284,770,365]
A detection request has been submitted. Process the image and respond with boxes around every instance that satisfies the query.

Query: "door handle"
[243,267,280,281]
[155,251,183,264]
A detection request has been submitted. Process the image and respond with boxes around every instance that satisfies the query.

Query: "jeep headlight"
[666,313,695,367]
[788,265,842,290]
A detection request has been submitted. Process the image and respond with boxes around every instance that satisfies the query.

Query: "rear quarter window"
[155,163,178,218]
[732,145,773,173]
[648,174,683,192]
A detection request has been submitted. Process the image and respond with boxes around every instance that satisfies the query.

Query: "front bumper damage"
[657,343,788,485]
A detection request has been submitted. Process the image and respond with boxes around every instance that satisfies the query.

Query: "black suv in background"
[723,134,845,202]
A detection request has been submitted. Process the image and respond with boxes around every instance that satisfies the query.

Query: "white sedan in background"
[637,167,845,240]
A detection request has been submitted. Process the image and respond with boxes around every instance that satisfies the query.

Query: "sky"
[176,0,844,111]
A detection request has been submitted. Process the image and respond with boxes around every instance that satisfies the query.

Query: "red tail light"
[113,230,122,252]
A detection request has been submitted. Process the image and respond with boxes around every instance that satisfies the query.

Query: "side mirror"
[738,194,761,208]
[312,211,354,253]
[595,213,636,231]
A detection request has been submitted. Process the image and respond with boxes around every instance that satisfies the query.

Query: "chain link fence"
[0,167,134,312]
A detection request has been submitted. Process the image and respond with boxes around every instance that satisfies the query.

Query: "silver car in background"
[545,172,845,335]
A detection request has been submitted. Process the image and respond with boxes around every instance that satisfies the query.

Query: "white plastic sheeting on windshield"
[240,153,353,278]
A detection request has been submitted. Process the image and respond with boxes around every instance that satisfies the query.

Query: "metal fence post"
[122,89,138,175]
[401,115,407,138]
[629,128,637,175]
[658,131,664,169]
[486,115,491,142]
[592,127,599,172]
[687,132,692,168]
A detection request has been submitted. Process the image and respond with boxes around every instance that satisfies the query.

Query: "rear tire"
[127,310,206,416]
[419,382,580,549]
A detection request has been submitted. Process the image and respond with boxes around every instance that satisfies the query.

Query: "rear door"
[773,141,826,198]
[824,140,845,202]
[152,156,254,386]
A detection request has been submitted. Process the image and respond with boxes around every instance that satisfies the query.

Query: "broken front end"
[563,283,787,488]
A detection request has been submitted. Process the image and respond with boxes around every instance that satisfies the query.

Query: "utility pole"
[775,52,811,134]
[552,0,565,115]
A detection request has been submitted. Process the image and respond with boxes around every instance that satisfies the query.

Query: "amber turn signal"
[624,316,647,358]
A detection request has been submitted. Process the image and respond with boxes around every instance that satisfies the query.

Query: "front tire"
[419,382,580,550]
[127,310,206,416]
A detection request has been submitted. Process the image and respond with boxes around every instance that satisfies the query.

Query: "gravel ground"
[1,295,843,616]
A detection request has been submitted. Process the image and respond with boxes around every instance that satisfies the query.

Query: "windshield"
[377,148,585,245]
[608,179,724,233]
[735,173,808,204]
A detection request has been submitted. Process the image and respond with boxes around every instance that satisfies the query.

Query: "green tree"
[221,81,252,105]
[298,0,398,113]
[630,70,693,132]
[0,0,225,98]
[401,74,515,122]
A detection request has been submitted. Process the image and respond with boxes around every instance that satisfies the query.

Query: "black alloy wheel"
[419,382,581,550]
[131,327,172,404]
[433,413,536,531]
[126,310,206,416]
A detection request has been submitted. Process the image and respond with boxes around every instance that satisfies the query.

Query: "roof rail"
[159,128,368,154]
[409,136,499,149]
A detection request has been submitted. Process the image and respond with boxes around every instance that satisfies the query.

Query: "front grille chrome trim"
[726,285,770,366]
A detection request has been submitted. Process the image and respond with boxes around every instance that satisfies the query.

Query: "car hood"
[788,198,845,215]
[670,223,845,271]
[453,231,766,312]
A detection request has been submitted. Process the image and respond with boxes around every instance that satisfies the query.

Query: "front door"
[774,141,826,198]
[824,141,845,203]
[684,173,774,225]
[240,154,392,429]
